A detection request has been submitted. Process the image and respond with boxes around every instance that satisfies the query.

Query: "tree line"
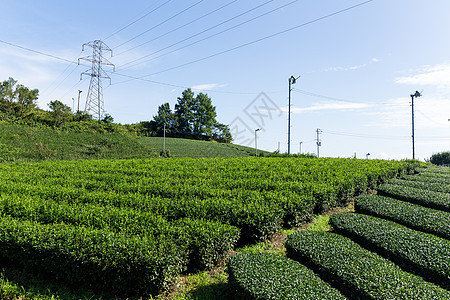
[0,78,232,142]
[144,88,232,143]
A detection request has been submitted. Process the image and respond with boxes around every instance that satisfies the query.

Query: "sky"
[1,0,450,161]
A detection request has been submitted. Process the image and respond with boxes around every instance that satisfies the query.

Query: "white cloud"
[372,58,380,63]
[364,96,450,129]
[324,64,367,72]
[284,101,372,114]
[191,83,228,91]
[395,63,450,88]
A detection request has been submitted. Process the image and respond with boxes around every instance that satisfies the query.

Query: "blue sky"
[1,0,450,160]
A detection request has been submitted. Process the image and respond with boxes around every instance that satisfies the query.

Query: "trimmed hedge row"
[0,157,420,242]
[285,231,450,299]
[388,177,450,194]
[402,174,450,185]
[0,194,240,270]
[330,213,450,289]
[0,216,186,296]
[377,183,450,212]
[355,194,450,240]
[227,253,346,300]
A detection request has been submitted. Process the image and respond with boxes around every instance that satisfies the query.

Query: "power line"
[112,72,263,95]
[103,0,174,41]
[117,0,276,69]
[40,51,82,98]
[0,39,76,64]
[128,0,374,78]
[115,0,239,57]
[293,89,409,107]
[114,0,204,50]
[118,0,299,70]
[322,129,410,140]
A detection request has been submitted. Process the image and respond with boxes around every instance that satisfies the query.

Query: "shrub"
[286,231,450,299]
[0,216,186,297]
[429,151,450,166]
[330,213,450,289]
[172,218,240,270]
[388,177,450,194]
[377,183,450,212]
[227,253,346,300]
[355,194,450,239]
[0,194,240,271]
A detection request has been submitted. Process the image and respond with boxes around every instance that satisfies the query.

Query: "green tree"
[429,151,450,166]
[212,122,232,143]
[0,77,39,117]
[151,89,232,142]
[193,92,217,136]
[174,89,196,134]
[48,100,73,127]
[150,102,176,136]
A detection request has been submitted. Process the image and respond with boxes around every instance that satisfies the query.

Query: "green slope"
[0,124,261,163]
[137,136,261,158]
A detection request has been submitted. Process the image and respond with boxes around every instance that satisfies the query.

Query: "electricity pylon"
[78,40,115,120]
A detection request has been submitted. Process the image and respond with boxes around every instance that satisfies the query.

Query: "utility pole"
[77,90,82,112]
[277,141,280,153]
[316,128,322,158]
[163,123,166,158]
[288,75,300,154]
[410,91,422,160]
[79,40,115,120]
[255,128,261,156]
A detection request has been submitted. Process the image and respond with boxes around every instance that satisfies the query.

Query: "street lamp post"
[410,91,422,160]
[299,141,303,154]
[288,75,300,154]
[366,153,370,159]
[255,128,261,156]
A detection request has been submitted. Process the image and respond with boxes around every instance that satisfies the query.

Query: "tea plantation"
[0,156,423,298]
[230,165,450,299]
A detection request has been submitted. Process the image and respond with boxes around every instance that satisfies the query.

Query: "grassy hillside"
[0,124,261,163]
[0,123,154,163]
[138,136,261,158]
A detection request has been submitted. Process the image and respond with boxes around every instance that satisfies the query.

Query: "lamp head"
[411,91,422,98]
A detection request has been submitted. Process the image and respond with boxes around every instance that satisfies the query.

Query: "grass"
[0,123,154,163]
[137,136,264,158]
[0,124,265,163]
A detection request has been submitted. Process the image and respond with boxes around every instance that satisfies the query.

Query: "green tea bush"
[355,194,450,239]
[388,177,450,194]
[0,194,240,270]
[227,253,346,300]
[402,174,450,185]
[172,218,240,269]
[377,183,450,212]
[0,216,186,296]
[286,231,450,299]
[330,213,450,289]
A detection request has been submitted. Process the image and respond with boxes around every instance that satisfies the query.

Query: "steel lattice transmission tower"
[78,40,115,120]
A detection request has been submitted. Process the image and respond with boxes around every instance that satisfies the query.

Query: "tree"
[151,89,233,142]
[193,92,216,136]
[102,113,114,123]
[429,151,450,166]
[0,77,39,117]
[48,100,72,127]
[150,102,175,136]
[174,89,196,134]
[212,122,232,143]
